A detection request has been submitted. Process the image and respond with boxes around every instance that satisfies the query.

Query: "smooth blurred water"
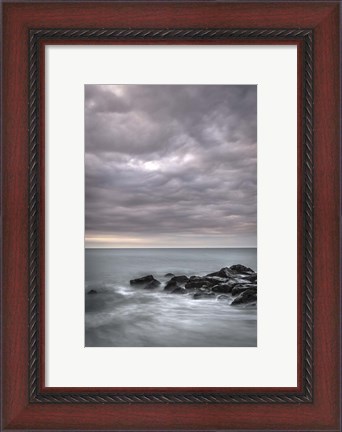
[85,248,257,347]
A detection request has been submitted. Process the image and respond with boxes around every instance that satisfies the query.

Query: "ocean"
[85,248,257,347]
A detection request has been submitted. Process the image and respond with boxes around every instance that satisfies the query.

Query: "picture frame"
[1,1,340,431]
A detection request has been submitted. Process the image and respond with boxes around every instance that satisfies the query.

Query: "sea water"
[85,248,257,347]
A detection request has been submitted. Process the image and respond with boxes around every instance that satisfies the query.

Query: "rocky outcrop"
[144,279,162,289]
[217,294,230,301]
[231,284,257,296]
[171,287,187,295]
[87,289,98,295]
[129,264,257,306]
[130,275,161,287]
[231,288,257,305]
[229,264,255,275]
[205,276,229,284]
[169,275,189,284]
[206,267,234,279]
[245,274,257,283]
[185,277,214,290]
[164,280,179,291]
[211,283,234,294]
[193,291,216,300]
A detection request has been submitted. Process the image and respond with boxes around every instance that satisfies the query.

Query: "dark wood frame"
[2,2,340,431]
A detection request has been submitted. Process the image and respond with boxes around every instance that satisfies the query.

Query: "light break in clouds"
[85,85,257,248]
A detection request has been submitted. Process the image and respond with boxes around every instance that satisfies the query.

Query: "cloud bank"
[85,85,257,248]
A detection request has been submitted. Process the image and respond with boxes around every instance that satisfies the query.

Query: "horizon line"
[85,246,257,249]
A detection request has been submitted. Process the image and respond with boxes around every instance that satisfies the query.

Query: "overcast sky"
[85,85,257,248]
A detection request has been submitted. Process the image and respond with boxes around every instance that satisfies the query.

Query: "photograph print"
[85,85,257,347]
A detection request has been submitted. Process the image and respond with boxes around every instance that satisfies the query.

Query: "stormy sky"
[85,85,257,248]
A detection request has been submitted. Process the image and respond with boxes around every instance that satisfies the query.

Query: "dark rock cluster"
[87,289,98,295]
[130,274,161,289]
[128,265,257,306]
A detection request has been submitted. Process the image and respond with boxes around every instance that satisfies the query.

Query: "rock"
[205,276,229,284]
[232,277,252,284]
[231,284,257,296]
[236,273,255,280]
[246,274,257,283]
[193,291,216,300]
[171,287,187,295]
[229,264,255,275]
[168,275,189,284]
[164,280,178,291]
[188,275,203,283]
[128,265,257,305]
[144,280,161,289]
[185,278,212,289]
[197,287,210,292]
[205,271,220,277]
[218,267,235,278]
[206,267,234,278]
[231,289,257,305]
[87,289,97,295]
[217,294,230,301]
[212,283,234,294]
[130,275,161,286]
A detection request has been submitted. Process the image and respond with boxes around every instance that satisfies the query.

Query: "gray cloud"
[85,85,257,248]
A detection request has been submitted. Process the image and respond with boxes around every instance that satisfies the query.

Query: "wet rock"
[193,291,216,300]
[231,289,257,305]
[232,277,252,284]
[185,278,212,289]
[164,280,179,291]
[130,275,161,286]
[217,294,230,301]
[206,267,234,279]
[144,279,161,289]
[212,283,234,294]
[205,276,229,284]
[246,274,257,283]
[168,275,189,284]
[207,267,237,279]
[171,287,187,295]
[229,264,255,275]
[231,284,257,296]
[87,289,98,295]
[128,265,257,305]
